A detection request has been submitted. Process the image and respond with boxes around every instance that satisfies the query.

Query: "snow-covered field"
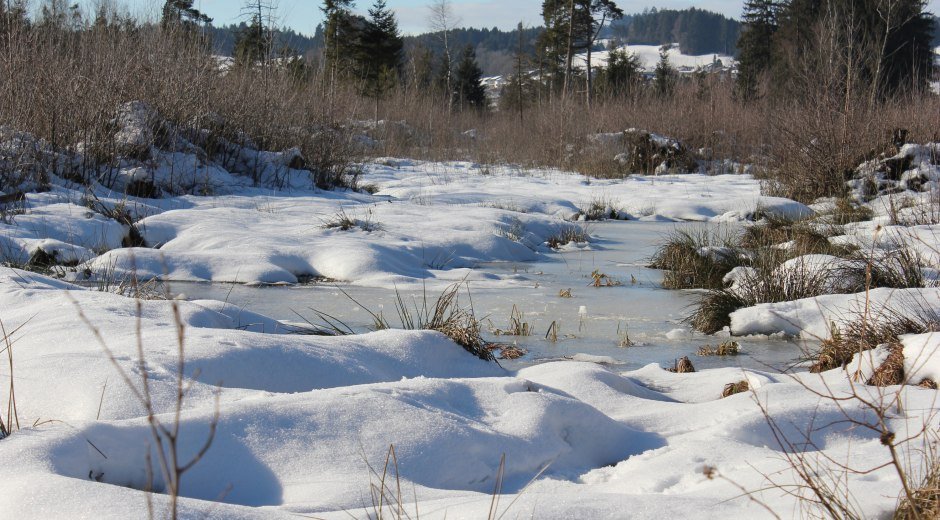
[572,43,736,72]
[1,156,938,519]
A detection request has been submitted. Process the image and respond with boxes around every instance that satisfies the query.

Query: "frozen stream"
[176,221,803,372]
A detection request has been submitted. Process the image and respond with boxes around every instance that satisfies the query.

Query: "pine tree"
[734,0,779,102]
[583,0,623,106]
[161,0,211,30]
[653,44,674,98]
[355,0,403,120]
[453,45,488,111]
[538,0,579,96]
[321,0,357,91]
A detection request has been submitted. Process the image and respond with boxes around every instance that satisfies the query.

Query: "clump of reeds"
[809,304,940,374]
[590,269,621,287]
[690,256,830,334]
[697,340,740,356]
[546,224,590,249]
[721,380,749,398]
[492,305,531,336]
[650,227,744,290]
[667,356,696,373]
[0,320,21,439]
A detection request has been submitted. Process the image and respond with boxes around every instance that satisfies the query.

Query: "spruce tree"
[355,0,403,120]
[734,0,778,102]
[596,48,640,99]
[653,44,674,98]
[321,0,357,90]
[233,12,270,66]
[453,45,488,111]
[771,0,935,100]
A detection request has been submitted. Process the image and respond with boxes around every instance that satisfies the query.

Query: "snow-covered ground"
[2,267,936,519]
[2,158,807,287]
[1,156,937,519]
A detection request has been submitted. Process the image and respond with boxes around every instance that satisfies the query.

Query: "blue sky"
[123,0,940,36]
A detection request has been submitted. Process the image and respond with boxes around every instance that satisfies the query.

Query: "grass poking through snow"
[650,226,744,290]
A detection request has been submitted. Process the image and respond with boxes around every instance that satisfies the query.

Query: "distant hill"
[206,23,322,57]
[403,27,543,77]
[203,7,743,74]
[934,16,940,46]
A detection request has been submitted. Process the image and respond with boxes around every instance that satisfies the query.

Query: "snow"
[901,332,940,383]
[573,43,736,73]
[3,150,939,518]
[1,260,938,518]
[729,288,940,339]
[0,270,928,518]
[3,157,809,287]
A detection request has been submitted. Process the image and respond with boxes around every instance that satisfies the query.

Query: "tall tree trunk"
[563,0,574,99]
[586,44,592,107]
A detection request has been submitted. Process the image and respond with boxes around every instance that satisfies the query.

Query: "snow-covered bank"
[730,287,940,338]
[1,268,936,519]
[3,158,809,286]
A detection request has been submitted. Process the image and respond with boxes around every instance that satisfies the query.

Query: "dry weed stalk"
[0,319,26,438]
[70,291,220,520]
[308,282,495,361]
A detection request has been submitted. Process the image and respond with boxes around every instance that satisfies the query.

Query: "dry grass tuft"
[866,344,906,387]
[546,224,590,249]
[741,214,851,258]
[589,269,621,287]
[895,459,940,520]
[697,340,740,356]
[311,283,494,362]
[321,208,382,232]
[485,343,527,360]
[810,306,940,374]
[690,258,831,334]
[721,380,750,398]
[667,356,696,373]
[650,227,744,290]
[851,246,929,290]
